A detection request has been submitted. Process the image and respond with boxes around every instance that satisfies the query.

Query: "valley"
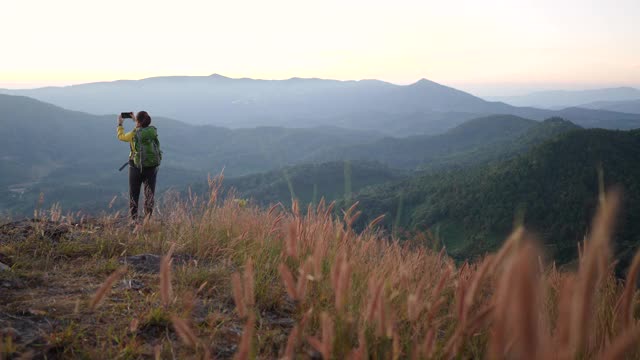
[2,80,640,270]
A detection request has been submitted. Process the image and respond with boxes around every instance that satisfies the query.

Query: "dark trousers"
[129,161,158,220]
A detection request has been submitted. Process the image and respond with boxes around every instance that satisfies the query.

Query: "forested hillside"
[417,117,581,171]
[222,161,405,207]
[0,93,583,216]
[313,116,581,170]
[352,128,640,268]
[311,115,536,167]
[188,117,580,211]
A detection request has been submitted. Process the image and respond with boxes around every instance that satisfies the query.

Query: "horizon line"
[1,74,639,95]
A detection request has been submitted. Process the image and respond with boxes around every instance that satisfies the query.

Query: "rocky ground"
[0,218,296,359]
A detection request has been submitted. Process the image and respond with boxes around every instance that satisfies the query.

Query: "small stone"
[120,278,145,290]
[306,348,323,360]
[119,254,161,273]
[268,317,295,327]
[0,262,9,271]
[26,309,47,316]
[119,253,197,273]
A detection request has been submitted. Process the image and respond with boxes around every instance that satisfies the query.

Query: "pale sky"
[1,0,639,95]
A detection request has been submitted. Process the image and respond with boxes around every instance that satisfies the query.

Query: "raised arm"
[117,114,135,142]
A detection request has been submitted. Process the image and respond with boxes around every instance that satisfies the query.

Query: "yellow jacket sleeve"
[117,125,135,142]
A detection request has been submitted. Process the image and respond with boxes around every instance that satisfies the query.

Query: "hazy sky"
[1,0,639,95]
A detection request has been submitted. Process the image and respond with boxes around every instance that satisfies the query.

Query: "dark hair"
[137,111,152,128]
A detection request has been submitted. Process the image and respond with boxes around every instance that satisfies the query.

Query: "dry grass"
[1,181,640,359]
[89,266,128,310]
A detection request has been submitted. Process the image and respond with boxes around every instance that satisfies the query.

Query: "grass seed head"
[232,272,247,318]
[171,315,198,348]
[89,266,127,310]
[160,256,173,307]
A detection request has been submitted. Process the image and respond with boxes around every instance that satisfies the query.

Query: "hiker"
[117,111,162,222]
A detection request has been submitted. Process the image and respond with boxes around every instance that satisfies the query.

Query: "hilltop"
[1,184,638,358]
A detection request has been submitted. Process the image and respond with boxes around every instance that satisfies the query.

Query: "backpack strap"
[136,128,144,170]
[129,128,136,160]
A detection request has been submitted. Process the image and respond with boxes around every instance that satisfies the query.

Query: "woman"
[117,111,162,222]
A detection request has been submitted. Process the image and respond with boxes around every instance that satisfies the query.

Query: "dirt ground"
[0,219,296,359]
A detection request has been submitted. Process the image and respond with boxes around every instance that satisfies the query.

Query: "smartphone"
[121,112,133,119]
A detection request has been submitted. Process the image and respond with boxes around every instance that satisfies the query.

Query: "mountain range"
[0,94,382,213]
[488,87,640,109]
[308,115,581,169]
[208,116,640,270]
[220,116,580,210]
[580,99,640,114]
[3,80,640,268]
[0,93,588,215]
[2,75,640,136]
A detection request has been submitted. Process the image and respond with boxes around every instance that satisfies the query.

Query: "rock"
[120,253,199,273]
[120,278,145,290]
[120,254,162,273]
[228,323,243,336]
[0,312,53,348]
[0,253,12,266]
[0,278,25,289]
[0,261,9,271]
[25,309,47,316]
[306,348,323,360]
[191,299,212,324]
[215,344,238,358]
[260,310,295,327]
[0,219,72,244]
[266,317,295,327]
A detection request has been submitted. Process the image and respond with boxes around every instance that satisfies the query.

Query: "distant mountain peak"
[407,78,468,95]
[285,77,325,82]
[410,78,441,87]
[208,73,232,80]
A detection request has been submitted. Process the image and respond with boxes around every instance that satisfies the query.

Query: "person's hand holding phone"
[119,112,134,126]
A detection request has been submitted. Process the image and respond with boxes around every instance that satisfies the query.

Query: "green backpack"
[132,126,162,168]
